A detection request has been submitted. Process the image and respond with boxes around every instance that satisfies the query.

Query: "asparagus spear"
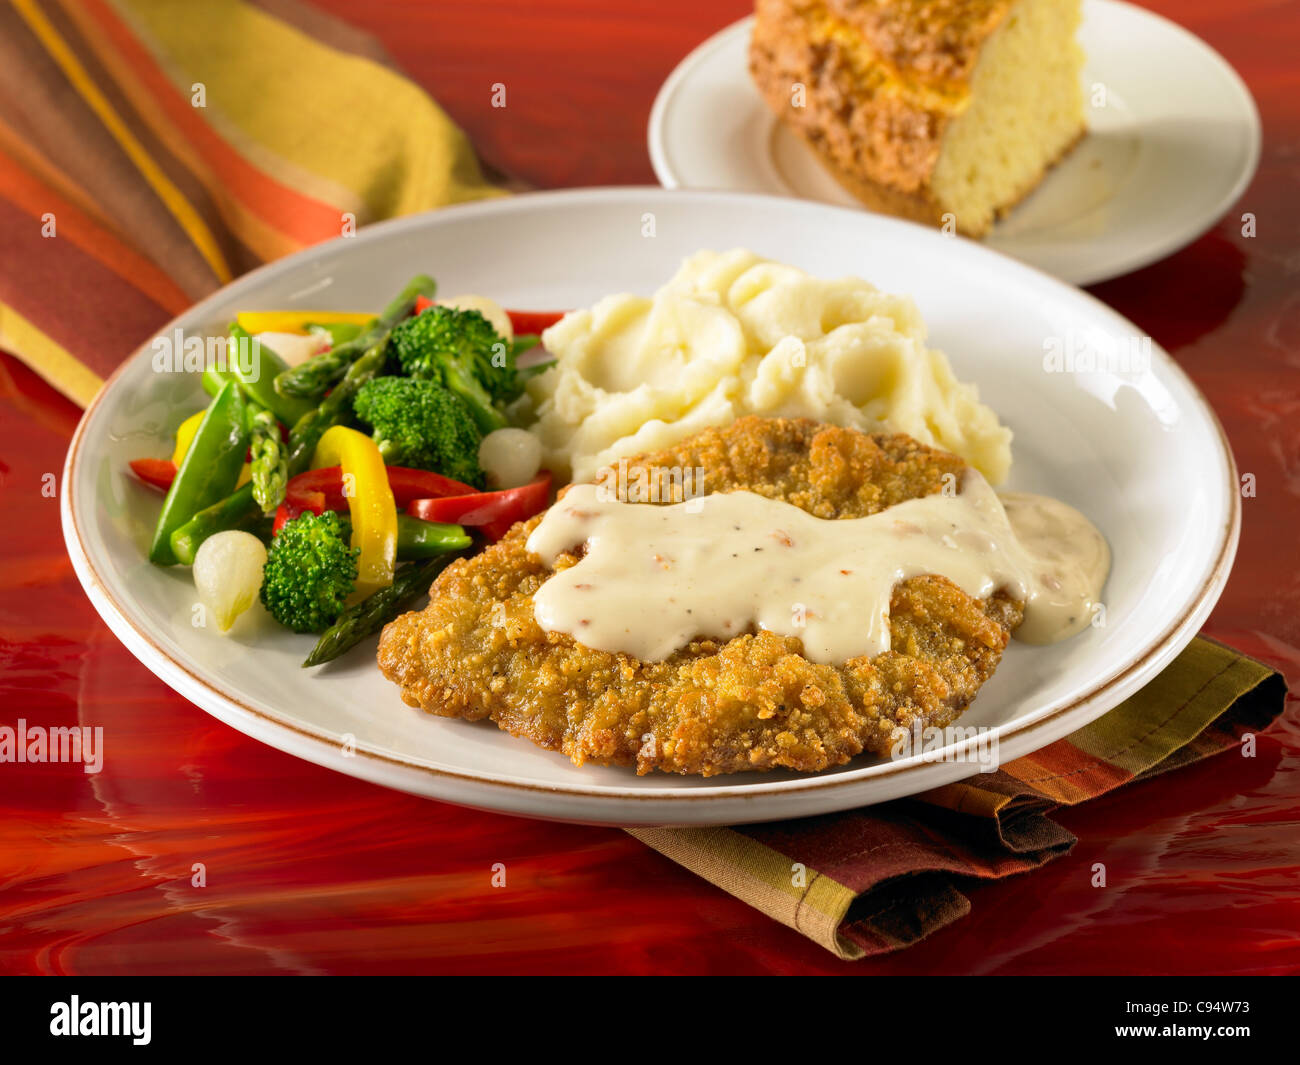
[170,342,390,565]
[303,553,461,667]
[247,403,287,515]
[273,274,436,400]
[284,340,388,473]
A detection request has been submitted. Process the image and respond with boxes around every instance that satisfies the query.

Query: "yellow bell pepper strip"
[310,425,396,597]
[174,409,252,485]
[171,410,206,465]
[235,310,376,335]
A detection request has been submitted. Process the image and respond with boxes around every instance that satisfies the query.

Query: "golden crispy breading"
[377,417,1022,776]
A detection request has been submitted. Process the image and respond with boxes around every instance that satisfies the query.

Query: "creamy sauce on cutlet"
[525,472,1110,664]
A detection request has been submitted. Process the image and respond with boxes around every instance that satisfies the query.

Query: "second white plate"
[648,1,1260,286]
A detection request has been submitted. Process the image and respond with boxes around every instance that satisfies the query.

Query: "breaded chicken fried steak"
[377,416,1026,776]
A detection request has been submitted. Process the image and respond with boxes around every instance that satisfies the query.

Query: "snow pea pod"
[168,482,259,567]
[201,363,235,398]
[306,320,368,347]
[395,515,471,557]
[227,323,316,426]
[336,514,470,558]
[148,381,249,565]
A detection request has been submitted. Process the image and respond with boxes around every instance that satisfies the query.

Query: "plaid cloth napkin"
[631,637,1286,959]
[0,0,499,404]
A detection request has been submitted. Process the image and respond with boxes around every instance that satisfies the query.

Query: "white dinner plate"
[648,1,1261,287]
[63,187,1239,826]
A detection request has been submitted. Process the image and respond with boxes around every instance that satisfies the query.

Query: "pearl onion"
[478,428,542,490]
[193,530,267,633]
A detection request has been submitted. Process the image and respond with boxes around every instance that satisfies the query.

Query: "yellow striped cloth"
[0,0,500,406]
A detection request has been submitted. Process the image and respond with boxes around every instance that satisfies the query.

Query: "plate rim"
[646,1,1263,287]
[60,185,1242,820]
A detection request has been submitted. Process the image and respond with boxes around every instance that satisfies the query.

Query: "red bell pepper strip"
[507,310,566,335]
[129,458,178,492]
[273,499,308,534]
[413,296,566,337]
[283,467,336,513]
[406,471,552,541]
[386,467,478,503]
[284,465,478,515]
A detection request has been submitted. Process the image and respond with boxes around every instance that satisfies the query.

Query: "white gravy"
[525,472,1110,664]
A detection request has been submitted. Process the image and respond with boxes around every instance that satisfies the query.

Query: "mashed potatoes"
[523,250,1011,483]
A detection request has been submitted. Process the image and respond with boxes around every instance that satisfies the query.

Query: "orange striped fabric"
[0,0,500,406]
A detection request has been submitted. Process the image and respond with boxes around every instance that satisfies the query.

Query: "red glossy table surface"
[2,0,1298,975]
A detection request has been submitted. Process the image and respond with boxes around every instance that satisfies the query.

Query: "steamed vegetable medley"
[130,275,560,666]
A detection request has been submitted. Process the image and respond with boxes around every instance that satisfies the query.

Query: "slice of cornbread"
[749,0,1086,237]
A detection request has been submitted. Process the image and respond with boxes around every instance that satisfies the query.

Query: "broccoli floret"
[389,305,519,433]
[353,376,485,488]
[260,511,358,633]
